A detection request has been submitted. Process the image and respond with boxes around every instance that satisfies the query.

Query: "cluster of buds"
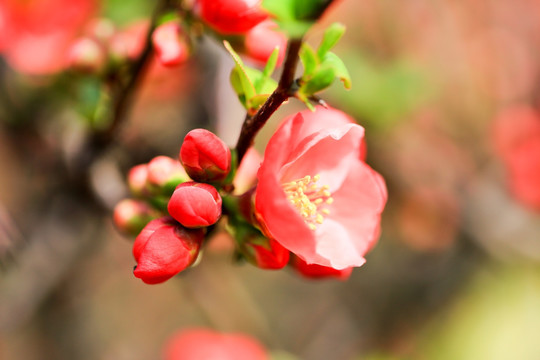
[115,108,389,283]
[114,129,231,284]
[66,18,190,74]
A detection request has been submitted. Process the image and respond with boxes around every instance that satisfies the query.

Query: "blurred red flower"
[255,107,387,270]
[493,105,540,210]
[163,328,267,360]
[0,0,96,74]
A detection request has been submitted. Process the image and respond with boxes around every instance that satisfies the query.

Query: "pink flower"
[152,22,189,67]
[163,328,268,360]
[133,217,203,284]
[180,129,231,182]
[254,107,387,269]
[233,147,262,194]
[291,255,353,280]
[168,182,222,228]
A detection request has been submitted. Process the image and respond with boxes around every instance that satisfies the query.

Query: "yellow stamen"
[282,174,334,231]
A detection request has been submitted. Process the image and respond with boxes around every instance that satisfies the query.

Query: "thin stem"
[234,38,303,163]
[94,0,172,147]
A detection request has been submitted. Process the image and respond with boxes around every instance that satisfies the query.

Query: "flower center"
[282,175,334,231]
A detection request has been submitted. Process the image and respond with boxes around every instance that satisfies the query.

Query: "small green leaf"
[317,22,346,58]
[300,43,318,78]
[263,47,280,78]
[262,0,296,20]
[322,52,352,89]
[300,66,336,95]
[224,41,257,103]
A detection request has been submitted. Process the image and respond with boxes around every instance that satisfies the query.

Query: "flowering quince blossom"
[180,129,231,182]
[292,255,353,280]
[168,182,222,228]
[255,107,387,270]
[163,328,268,360]
[133,217,204,284]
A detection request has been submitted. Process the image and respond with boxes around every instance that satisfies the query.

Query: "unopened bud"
[85,18,116,43]
[128,164,149,197]
[152,22,189,67]
[168,182,222,228]
[244,20,287,66]
[147,156,188,195]
[180,129,231,182]
[113,199,156,235]
[133,217,204,284]
[291,256,353,280]
[67,37,105,73]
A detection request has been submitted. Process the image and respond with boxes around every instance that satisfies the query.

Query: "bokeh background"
[1,0,540,359]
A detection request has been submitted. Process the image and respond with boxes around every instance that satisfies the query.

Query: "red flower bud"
[128,164,149,197]
[180,129,231,182]
[244,21,287,66]
[168,182,222,228]
[163,328,268,360]
[197,0,268,35]
[133,217,204,284]
[66,37,106,73]
[147,156,188,190]
[152,22,189,67]
[113,199,157,235]
[242,237,290,270]
[291,256,353,280]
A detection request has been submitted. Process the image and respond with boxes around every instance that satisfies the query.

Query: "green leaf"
[262,0,296,20]
[300,43,318,78]
[317,22,346,58]
[322,52,351,89]
[246,68,277,95]
[300,66,336,95]
[263,47,280,78]
[224,41,257,104]
[262,0,314,37]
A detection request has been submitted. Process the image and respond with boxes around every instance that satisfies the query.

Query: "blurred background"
[1,0,540,359]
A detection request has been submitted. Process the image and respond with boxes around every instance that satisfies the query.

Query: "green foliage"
[262,0,333,37]
[103,0,152,25]
[419,265,540,360]
[224,41,278,115]
[296,23,351,108]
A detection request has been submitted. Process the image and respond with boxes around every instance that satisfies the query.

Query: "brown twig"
[234,38,303,163]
